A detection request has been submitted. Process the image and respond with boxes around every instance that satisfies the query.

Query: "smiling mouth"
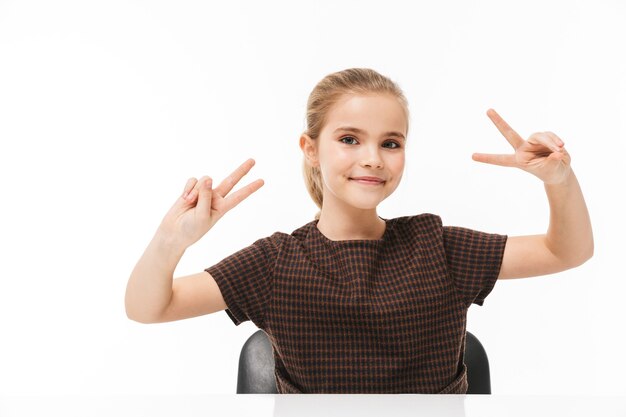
[349,178,385,185]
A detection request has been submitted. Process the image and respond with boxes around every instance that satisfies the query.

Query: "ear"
[299,134,319,167]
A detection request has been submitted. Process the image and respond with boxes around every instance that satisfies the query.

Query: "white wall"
[0,0,624,396]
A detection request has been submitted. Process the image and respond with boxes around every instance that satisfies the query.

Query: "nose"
[360,145,384,169]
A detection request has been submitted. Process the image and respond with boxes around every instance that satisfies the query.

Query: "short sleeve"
[442,225,507,307]
[204,233,282,328]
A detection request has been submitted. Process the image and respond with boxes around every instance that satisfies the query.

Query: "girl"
[125,68,593,394]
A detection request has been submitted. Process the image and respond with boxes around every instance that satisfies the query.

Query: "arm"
[124,231,187,323]
[498,170,593,279]
[125,231,228,323]
[473,109,594,280]
[125,159,264,323]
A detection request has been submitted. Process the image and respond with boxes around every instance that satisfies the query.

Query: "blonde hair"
[302,68,410,219]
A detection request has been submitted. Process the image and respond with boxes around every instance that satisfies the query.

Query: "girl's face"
[302,93,407,211]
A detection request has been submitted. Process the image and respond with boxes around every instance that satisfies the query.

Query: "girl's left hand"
[472,108,572,185]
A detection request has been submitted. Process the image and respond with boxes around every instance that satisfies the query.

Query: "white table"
[1,394,624,417]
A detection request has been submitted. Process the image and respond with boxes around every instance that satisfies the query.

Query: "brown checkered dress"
[205,214,507,393]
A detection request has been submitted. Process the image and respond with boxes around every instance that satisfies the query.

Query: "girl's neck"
[316,205,386,241]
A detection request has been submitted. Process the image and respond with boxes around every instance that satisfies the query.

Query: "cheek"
[334,151,355,168]
[320,146,353,171]
[319,154,353,190]
[387,153,405,174]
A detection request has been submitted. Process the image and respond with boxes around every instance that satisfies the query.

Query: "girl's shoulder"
[387,213,444,235]
[390,213,443,226]
[252,220,317,249]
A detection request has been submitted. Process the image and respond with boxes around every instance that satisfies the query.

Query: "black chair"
[237,329,491,394]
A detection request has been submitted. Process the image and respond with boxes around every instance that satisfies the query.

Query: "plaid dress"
[205,214,507,393]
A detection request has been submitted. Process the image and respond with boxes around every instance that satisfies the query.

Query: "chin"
[345,196,387,210]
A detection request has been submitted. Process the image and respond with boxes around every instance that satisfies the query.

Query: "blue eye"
[339,136,402,148]
[340,136,358,145]
[383,141,401,149]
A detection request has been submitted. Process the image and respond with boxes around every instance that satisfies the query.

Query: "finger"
[472,152,517,167]
[182,177,197,200]
[166,177,197,217]
[528,132,563,153]
[547,151,565,161]
[219,179,264,213]
[486,108,525,149]
[182,175,211,205]
[544,131,565,150]
[195,177,213,217]
[213,158,256,198]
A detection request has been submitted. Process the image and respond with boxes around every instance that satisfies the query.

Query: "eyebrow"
[333,126,406,141]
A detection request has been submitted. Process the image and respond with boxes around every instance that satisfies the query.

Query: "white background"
[0,0,624,396]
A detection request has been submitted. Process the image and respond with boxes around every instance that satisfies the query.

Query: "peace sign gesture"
[472,109,572,185]
[157,158,264,249]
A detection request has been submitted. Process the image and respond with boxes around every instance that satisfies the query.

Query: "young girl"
[125,68,593,394]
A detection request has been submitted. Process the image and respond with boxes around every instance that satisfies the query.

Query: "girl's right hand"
[156,158,264,249]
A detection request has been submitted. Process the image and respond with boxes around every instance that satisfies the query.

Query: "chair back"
[464,331,491,394]
[237,329,490,394]
[237,330,278,394]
